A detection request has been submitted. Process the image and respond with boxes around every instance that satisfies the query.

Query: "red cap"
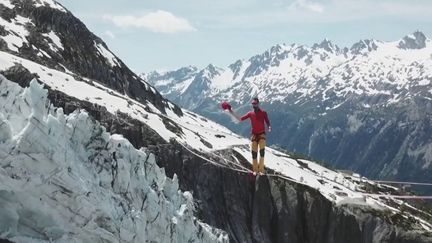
[221,101,232,110]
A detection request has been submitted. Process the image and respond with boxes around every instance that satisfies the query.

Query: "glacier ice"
[0,75,228,242]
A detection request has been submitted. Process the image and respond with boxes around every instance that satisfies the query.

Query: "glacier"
[0,75,228,242]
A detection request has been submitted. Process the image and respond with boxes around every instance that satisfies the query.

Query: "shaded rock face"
[0,239,13,243]
[0,63,37,87]
[149,143,432,243]
[0,0,181,115]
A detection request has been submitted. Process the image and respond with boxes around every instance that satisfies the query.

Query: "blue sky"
[57,0,432,73]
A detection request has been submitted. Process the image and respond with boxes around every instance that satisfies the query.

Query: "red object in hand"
[221,101,232,111]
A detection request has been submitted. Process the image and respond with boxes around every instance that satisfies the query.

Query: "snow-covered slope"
[0,76,228,242]
[0,50,246,152]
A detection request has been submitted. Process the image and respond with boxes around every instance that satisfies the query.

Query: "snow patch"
[94,42,120,67]
[0,0,14,9]
[408,143,432,169]
[32,0,67,12]
[36,48,51,58]
[42,31,64,51]
[347,114,363,133]
[211,68,233,90]
[0,15,32,52]
[418,79,430,86]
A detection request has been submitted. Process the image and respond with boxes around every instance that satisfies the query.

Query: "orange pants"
[251,133,266,172]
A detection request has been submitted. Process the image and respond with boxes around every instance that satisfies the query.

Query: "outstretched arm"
[229,110,242,122]
[229,110,250,123]
[225,110,242,124]
[239,112,250,122]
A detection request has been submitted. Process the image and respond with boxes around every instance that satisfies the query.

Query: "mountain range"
[1,0,432,242]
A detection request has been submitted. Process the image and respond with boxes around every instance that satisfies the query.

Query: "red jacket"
[241,109,271,135]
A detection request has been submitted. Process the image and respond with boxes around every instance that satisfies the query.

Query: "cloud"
[291,0,324,13]
[103,10,196,34]
[104,30,116,39]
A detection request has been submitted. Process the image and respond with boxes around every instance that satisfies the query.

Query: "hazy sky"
[57,0,432,73]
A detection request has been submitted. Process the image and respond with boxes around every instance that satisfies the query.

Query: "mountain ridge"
[146,30,431,107]
[1,1,432,242]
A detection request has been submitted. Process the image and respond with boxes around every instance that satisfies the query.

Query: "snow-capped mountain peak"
[312,38,341,53]
[228,59,243,73]
[145,66,198,84]
[350,39,381,54]
[201,63,223,79]
[398,30,428,49]
[268,43,288,55]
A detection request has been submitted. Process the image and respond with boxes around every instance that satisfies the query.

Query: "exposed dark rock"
[312,39,341,53]
[351,39,379,54]
[0,239,14,243]
[0,63,38,87]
